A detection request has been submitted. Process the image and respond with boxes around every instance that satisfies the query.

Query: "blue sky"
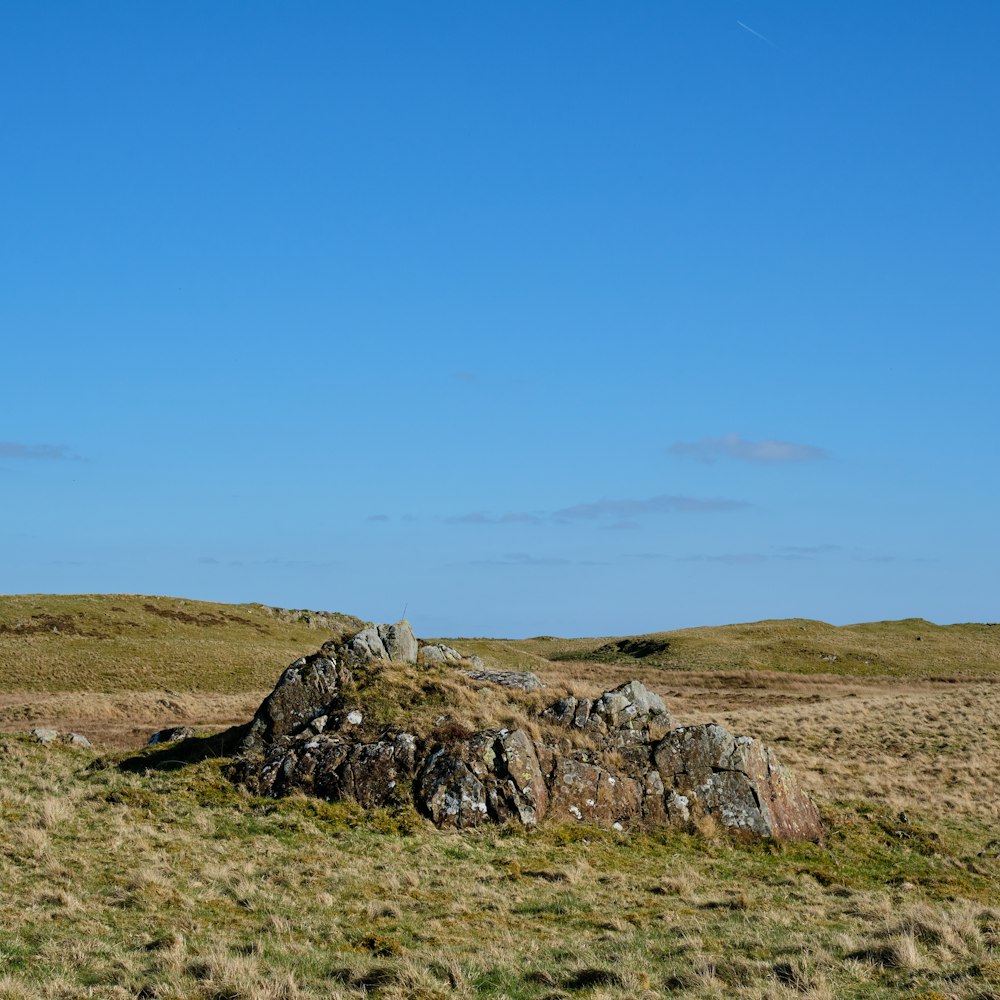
[2,1,998,637]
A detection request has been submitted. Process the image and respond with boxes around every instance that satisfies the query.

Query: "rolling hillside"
[2,595,999,697]
[0,594,364,692]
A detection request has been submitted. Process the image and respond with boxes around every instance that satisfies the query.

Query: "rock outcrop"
[241,651,350,752]
[542,679,673,745]
[29,728,91,748]
[239,621,416,752]
[344,622,418,668]
[654,724,823,841]
[228,622,822,842]
[419,642,485,669]
[461,669,544,692]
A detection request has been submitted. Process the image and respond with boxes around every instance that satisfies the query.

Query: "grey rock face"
[420,644,452,664]
[29,728,60,745]
[653,724,822,841]
[234,730,419,808]
[542,680,673,745]
[546,756,643,826]
[229,621,822,841]
[343,621,418,667]
[491,729,549,825]
[148,726,196,745]
[241,652,349,753]
[339,732,418,807]
[417,744,490,828]
[343,626,389,666]
[378,622,418,663]
[461,669,545,692]
[419,643,464,664]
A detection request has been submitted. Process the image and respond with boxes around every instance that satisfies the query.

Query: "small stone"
[148,726,195,745]
[346,711,363,726]
[460,669,544,692]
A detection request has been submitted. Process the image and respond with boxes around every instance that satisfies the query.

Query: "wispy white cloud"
[553,494,749,519]
[446,510,545,526]
[468,552,571,567]
[0,441,77,460]
[446,494,749,527]
[679,552,769,565]
[736,20,775,46]
[668,433,827,464]
[462,552,609,568]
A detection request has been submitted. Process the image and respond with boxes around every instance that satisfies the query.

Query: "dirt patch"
[0,614,102,638]
[142,603,267,633]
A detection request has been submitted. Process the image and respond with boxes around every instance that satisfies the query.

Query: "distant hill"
[501,617,1000,678]
[0,594,364,692]
[3,595,999,694]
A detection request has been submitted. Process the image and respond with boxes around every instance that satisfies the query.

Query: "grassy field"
[0,594,364,693]
[501,617,1000,679]
[2,595,1000,998]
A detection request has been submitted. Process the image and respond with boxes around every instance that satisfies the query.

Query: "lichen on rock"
[226,621,822,841]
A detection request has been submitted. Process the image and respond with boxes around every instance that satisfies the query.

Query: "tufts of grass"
[0,735,999,998]
[508,616,1000,678]
[0,593,364,693]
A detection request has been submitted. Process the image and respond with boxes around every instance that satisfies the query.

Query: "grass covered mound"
[506,616,1000,678]
[218,625,821,840]
[0,594,364,692]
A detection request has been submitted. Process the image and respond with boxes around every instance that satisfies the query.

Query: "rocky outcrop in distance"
[29,728,91,748]
[225,620,822,842]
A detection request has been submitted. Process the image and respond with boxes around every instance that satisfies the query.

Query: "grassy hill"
[499,616,1000,678]
[0,594,364,692]
[3,596,1000,697]
[4,595,1000,997]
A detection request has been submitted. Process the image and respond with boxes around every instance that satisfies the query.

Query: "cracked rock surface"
[228,622,822,841]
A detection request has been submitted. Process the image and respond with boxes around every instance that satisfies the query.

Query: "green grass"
[4,596,1000,696]
[0,594,364,692]
[5,594,1000,996]
[505,616,1000,678]
[2,736,1000,998]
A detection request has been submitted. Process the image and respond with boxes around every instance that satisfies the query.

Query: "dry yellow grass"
[0,593,363,692]
[500,616,1000,678]
[3,594,1000,997]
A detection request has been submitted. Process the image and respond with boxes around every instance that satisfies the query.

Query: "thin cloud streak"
[446,511,545,526]
[668,433,827,464]
[0,441,76,460]
[462,552,577,568]
[554,495,748,519]
[473,552,571,567]
[736,20,776,46]
[447,494,749,526]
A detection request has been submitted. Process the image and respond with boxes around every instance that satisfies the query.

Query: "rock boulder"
[653,724,822,841]
[461,669,545,692]
[226,623,822,842]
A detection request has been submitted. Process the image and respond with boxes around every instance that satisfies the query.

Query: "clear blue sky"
[2,2,998,637]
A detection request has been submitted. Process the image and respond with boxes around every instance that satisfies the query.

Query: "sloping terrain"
[3,595,1000,996]
[498,616,1000,678]
[0,594,364,692]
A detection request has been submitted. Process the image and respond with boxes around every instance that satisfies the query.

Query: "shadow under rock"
[116,722,250,773]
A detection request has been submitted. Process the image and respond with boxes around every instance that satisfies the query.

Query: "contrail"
[737,20,775,46]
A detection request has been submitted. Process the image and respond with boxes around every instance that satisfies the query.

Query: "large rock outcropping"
[227,621,822,842]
